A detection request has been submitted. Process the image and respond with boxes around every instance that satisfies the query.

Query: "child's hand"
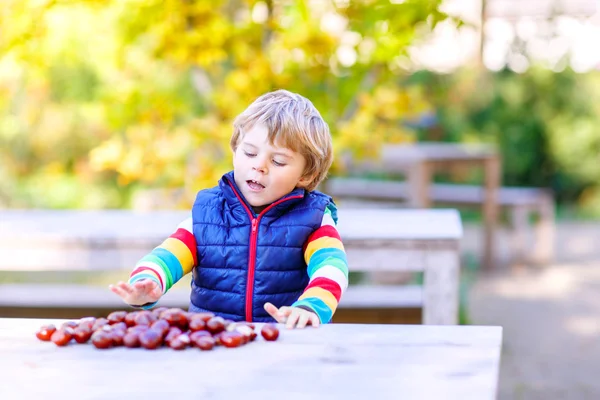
[264,302,320,329]
[109,280,162,307]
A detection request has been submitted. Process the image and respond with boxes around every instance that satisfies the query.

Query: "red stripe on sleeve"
[303,225,342,252]
[304,277,342,302]
[170,228,198,266]
[130,266,164,291]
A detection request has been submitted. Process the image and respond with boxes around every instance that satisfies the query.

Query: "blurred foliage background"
[1,0,600,217]
[0,0,449,209]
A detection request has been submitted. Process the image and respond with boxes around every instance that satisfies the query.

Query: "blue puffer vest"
[189,171,331,322]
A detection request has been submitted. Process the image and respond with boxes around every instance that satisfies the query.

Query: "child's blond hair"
[230,90,333,192]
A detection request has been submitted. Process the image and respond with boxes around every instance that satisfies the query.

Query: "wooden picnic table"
[340,142,500,270]
[0,318,503,400]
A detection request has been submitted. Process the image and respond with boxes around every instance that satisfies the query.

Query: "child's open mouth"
[246,180,265,192]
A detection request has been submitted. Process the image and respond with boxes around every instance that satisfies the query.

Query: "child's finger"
[278,306,293,317]
[309,313,320,328]
[108,284,128,299]
[263,302,284,322]
[296,312,310,329]
[116,281,134,295]
[285,310,301,330]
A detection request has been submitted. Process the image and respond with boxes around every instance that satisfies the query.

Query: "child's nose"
[252,157,268,173]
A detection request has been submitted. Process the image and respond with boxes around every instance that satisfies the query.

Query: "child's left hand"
[264,302,320,329]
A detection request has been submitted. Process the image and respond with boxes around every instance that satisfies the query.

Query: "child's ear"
[297,173,315,189]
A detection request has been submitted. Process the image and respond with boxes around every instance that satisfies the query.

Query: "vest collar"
[219,171,307,218]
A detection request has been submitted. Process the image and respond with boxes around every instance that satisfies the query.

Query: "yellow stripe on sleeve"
[304,236,345,263]
[159,237,195,275]
[298,287,339,312]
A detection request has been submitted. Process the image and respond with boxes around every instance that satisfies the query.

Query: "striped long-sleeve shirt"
[128,203,349,323]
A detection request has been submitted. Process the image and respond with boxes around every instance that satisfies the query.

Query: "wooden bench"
[0,209,463,324]
[326,177,555,267]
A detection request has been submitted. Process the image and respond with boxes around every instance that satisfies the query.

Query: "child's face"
[233,123,311,207]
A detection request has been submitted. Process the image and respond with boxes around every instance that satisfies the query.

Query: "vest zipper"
[227,182,303,322]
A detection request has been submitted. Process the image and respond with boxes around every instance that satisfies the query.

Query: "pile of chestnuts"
[35,307,280,350]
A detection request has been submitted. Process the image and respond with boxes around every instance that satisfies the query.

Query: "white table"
[0,209,463,324]
[0,318,502,400]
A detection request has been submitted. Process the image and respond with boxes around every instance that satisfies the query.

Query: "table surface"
[0,318,502,400]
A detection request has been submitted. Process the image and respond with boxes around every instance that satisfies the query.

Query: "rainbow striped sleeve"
[292,202,349,324]
[128,217,197,305]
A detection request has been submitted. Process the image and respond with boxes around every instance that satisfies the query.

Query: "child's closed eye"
[272,160,286,167]
[244,151,256,158]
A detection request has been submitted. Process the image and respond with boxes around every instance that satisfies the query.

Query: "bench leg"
[423,249,460,325]
[531,195,555,265]
[509,205,529,269]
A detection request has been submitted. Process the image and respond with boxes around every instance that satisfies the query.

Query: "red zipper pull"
[251,218,257,232]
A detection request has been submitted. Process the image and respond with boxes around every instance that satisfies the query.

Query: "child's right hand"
[109,280,162,306]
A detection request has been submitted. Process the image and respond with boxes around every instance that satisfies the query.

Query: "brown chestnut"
[194,336,215,351]
[189,312,215,322]
[206,316,226,334]
[133,311,155,326]
[260,324,279,341]
[189,330,211,342]
[123,332,141,348]
[160,309,188,330]
[151,319,170,337]
[73,327,92,344]
[61,321,78,330]
[107,311,128,324]
[91,331,113,349]
[51,329,72,346]
[168,334,191,350]
[92,318,109,331]
[124,311,139,327]
[139,329,163,349]
[220,331,244,348]
[188,318,206,332]
[164,327,183,345]
[78,317,96,330]
[151,306,169,319]
[36,324,57,341]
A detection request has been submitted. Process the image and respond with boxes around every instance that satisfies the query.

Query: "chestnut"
[92,318,109,331]
[123,332,141,348]
[78,317,96,330]
[73,327,93,344]
[189,330,211,342]
[127,325,149,335]
[107,311,128,324]
[35,324,56,341]
[160,309,188,330]
[189,312,214,323]
[206,316,226,334]
[91,331,113,349]
[51,329,72,347]
[260,324,279,341]
[164,327,183,345]
[61,321,78,330]
[139,329,163,349]
[151,319,170,337]
[220,331,244,348]
[188,318,206,332]
[151,306,169,319]
[194,336,215,351]
[110,329,126,346]
[168,334,191,350]
[133,311,155,326]
[124,312,139,327]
